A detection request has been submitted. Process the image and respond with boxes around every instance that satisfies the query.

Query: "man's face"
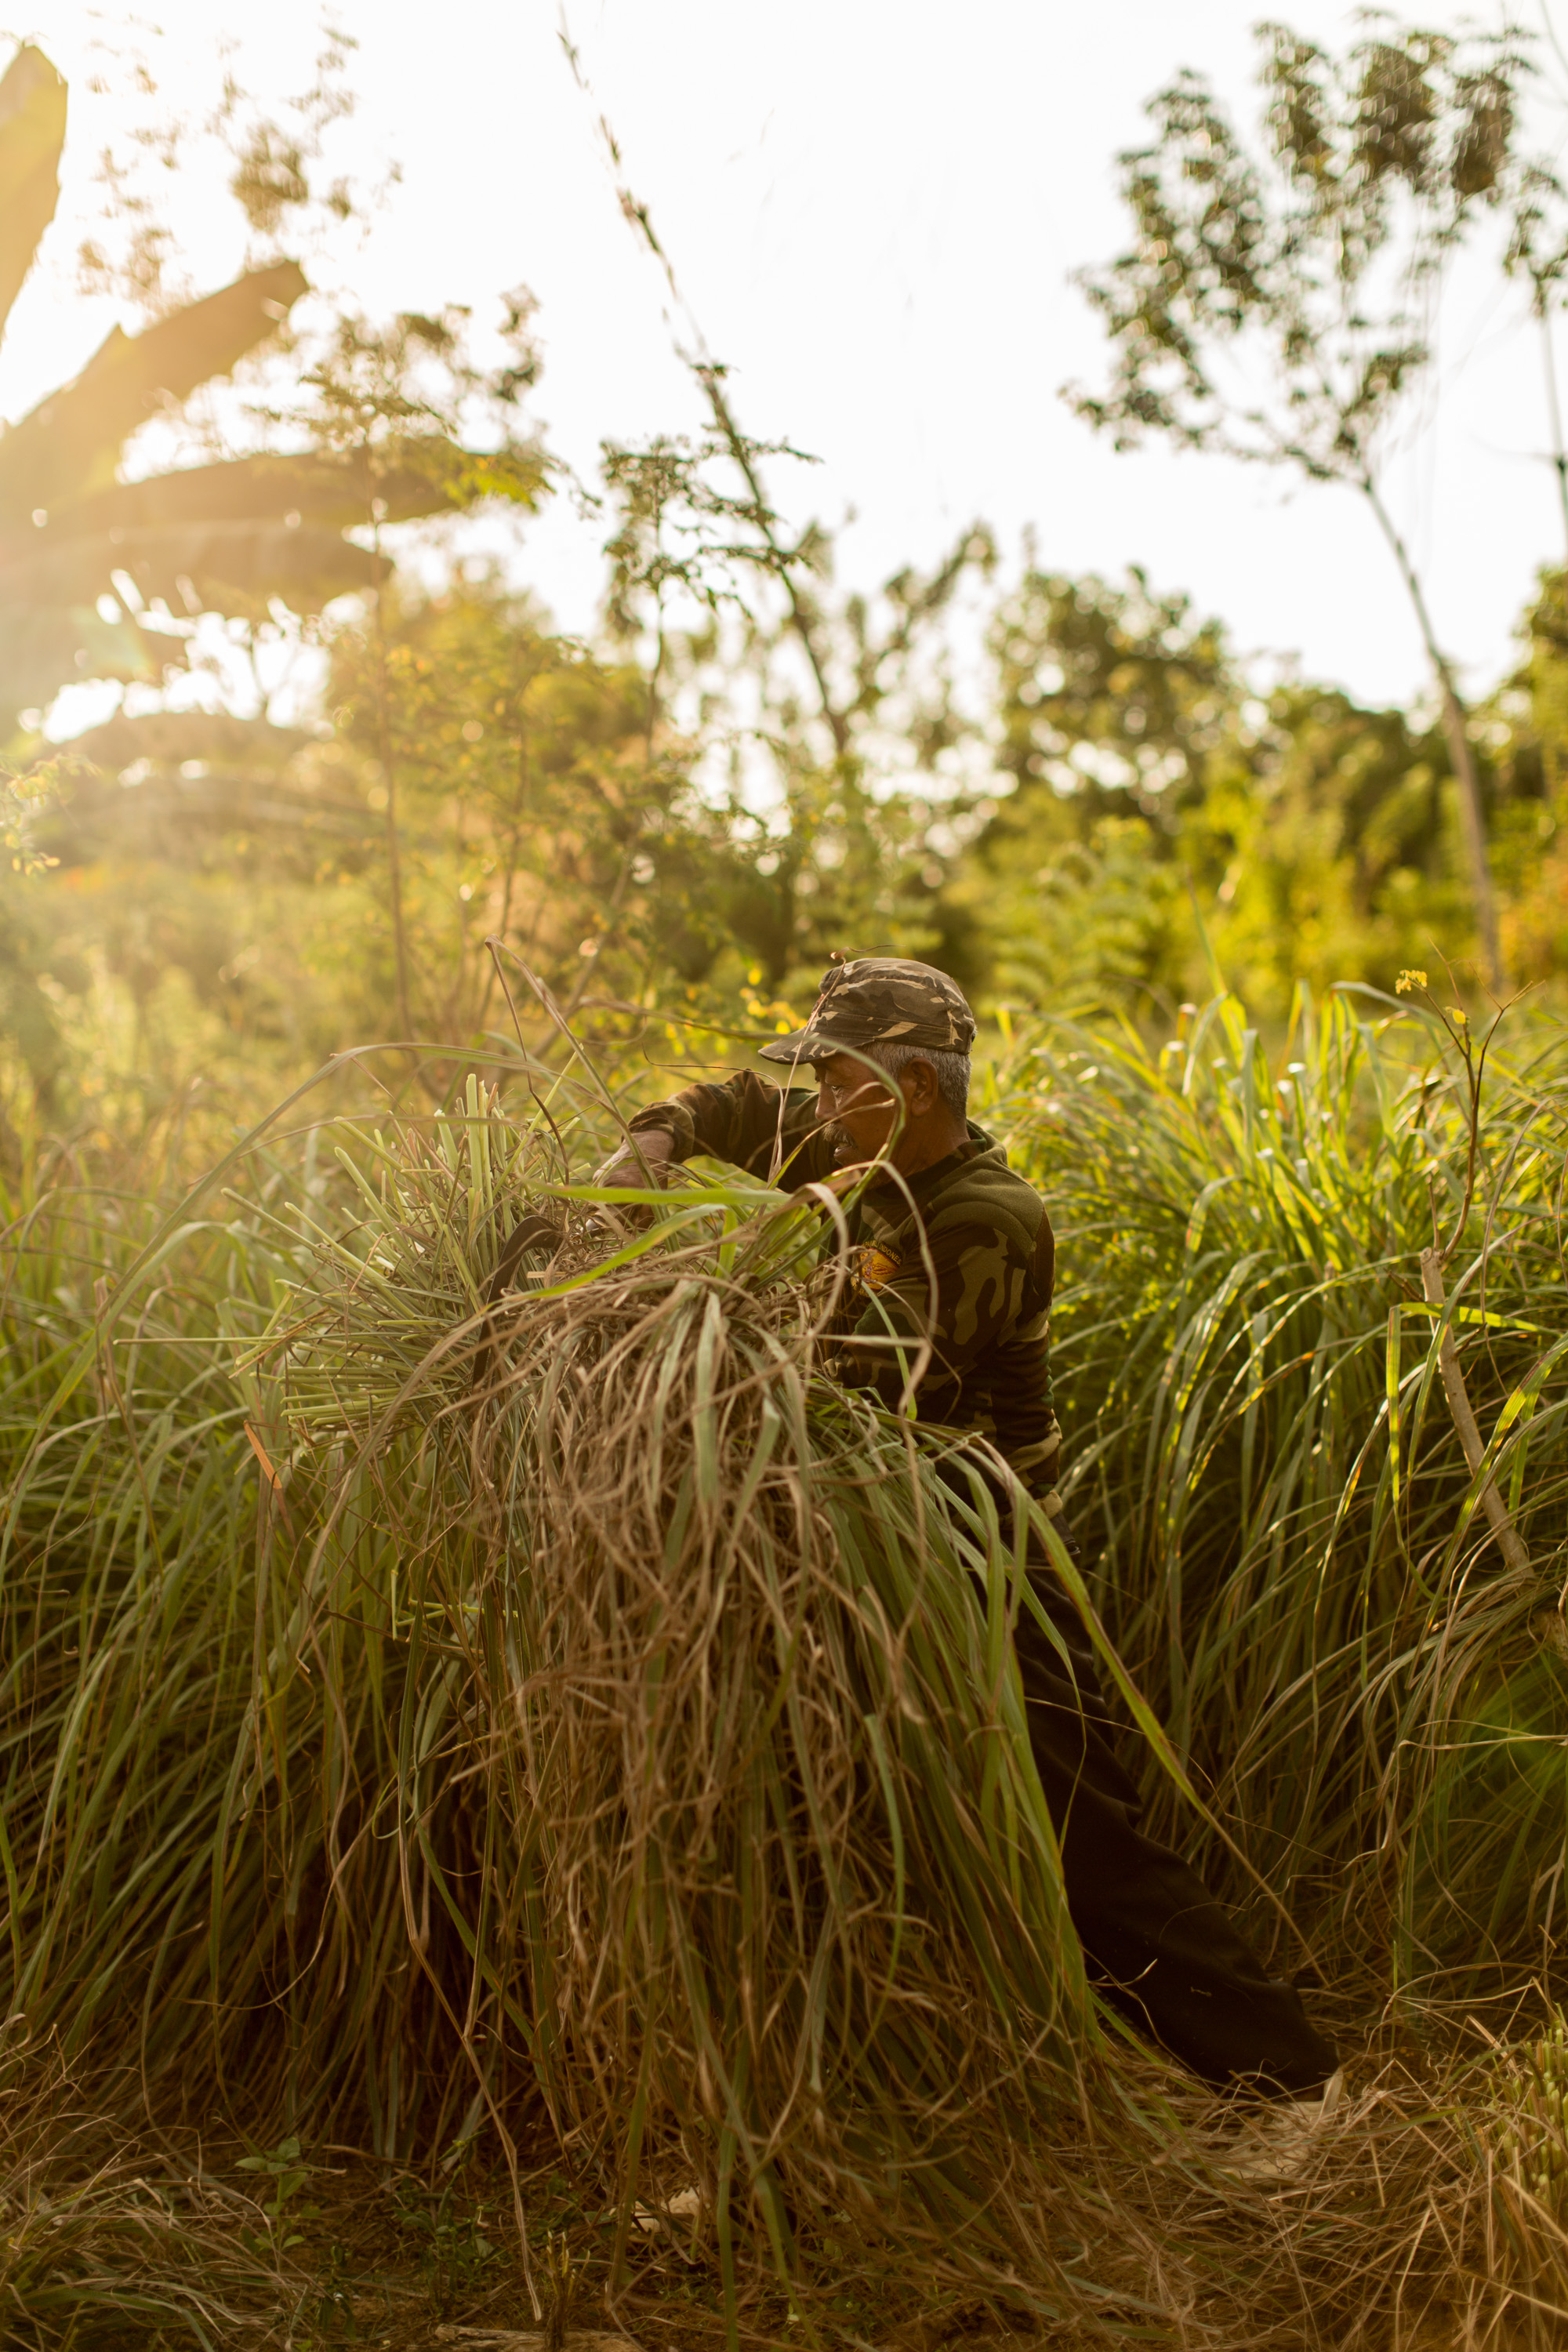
[813,1050,901,1167]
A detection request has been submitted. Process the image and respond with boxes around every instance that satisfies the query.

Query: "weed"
[541,2230,590,2351]
[392,2177,498,2316]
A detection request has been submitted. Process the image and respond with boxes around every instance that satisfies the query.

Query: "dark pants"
[1011,1579,1335,2094]
[979,1520,1337,2097]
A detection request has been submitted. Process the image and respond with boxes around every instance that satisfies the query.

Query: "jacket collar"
[862,1121,1004,1210]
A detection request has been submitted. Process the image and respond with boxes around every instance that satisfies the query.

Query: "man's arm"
[601,1069,836,1188]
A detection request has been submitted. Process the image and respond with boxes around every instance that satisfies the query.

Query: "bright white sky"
[6,0,1568,717]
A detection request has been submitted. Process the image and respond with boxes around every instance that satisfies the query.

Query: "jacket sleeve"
[627,1069,837,1186]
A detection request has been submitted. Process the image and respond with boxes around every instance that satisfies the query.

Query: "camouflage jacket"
[628,1070,1062,1504]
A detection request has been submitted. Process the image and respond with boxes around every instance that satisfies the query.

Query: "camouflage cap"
[757,956,977,1066]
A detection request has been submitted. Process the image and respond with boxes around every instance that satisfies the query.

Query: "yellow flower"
[1396,968,1428,995]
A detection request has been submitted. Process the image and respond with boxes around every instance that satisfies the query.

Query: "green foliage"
[5,549,1563,1141]
[236,2136,315,2256]
[1195,682,1468,1007]
[393,2176,499,2314]
[1488,568,1568,982]
[967,568,1235,1006]
[1072,20,1526,476]
[601,424,815,648]
[960,567,1514,1014]
[595,423,1000,999]
[989,565,1230,826]
[325,574,729,1034]
[1070,16,1537,987]
[985,984,1568,1989]
[12,13,1554,1086]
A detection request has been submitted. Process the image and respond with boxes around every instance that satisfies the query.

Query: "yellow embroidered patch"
[856,1245,902,1294]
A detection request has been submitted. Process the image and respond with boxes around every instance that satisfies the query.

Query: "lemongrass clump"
[1494,2015,1568,2214]
[252,1076,1129,2312]
[985,984,1568,1994]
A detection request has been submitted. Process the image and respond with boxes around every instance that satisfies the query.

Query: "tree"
[558,38,1001,993]
[1479,564,1568,982]
[0,40,540,742]
[1071,18,1529,991]
[1504,162,1568,565]
[952,564,1503,1017]
[598,411,999,995]
[325,575,668,1045]
[958,570,1240,1008]
[249,306,546,1038]
[1200,681,1464,1006]
[988,565,1233,835]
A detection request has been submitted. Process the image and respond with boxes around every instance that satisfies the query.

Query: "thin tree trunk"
[696,364,852,758]
[562,843,637,1018]
[1537,299,1568,569]
[1362,477,1505,993]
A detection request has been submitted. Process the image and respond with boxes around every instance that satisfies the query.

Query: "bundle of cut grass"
[245,1076,1142,2315]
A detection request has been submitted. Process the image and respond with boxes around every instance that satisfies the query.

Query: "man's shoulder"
[925,1141,1047,1254]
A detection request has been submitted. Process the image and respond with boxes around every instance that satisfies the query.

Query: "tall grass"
[5,989,1568,2344]
[985,982,1568,2002]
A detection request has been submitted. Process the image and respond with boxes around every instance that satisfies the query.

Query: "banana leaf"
[0,519,378,613]
[0,45,66,340]
[32,447,484,538]
[0,260,307,524]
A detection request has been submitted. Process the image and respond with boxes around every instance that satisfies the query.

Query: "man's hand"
[589,1130,673,1236]
[593,1129,675,1193]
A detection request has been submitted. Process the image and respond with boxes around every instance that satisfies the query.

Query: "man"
[600,954,1340,2167]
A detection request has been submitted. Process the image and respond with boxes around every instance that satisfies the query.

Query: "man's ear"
[904,1057,939,1115]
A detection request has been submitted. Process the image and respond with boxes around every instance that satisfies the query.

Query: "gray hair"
[872,1039,971,1122]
